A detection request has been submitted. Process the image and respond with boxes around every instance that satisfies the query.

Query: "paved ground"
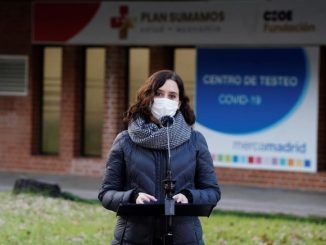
[1,171,325,218]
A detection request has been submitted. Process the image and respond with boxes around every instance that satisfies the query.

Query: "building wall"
[0,1,33,171]
[0,2,325,192]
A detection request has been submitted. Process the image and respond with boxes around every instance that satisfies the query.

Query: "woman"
[98,70,221,244]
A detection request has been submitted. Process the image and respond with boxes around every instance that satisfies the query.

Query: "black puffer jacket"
[98,129,221,245]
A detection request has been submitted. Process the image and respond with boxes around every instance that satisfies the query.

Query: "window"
[83,48,105,156]
[128,48,150,107]
[41,47,62,154]
[174,48,196,108]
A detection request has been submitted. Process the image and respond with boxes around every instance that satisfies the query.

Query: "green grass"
[0,192,325,244]
[202,211,326,244]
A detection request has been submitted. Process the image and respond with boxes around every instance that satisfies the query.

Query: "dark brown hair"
[124,70,196,125]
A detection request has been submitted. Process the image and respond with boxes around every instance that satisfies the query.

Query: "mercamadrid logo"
[232,141,306,154]
[196,48,308,134]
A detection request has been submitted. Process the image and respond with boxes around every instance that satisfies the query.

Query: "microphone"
[161,115,176,243]
[160,116,174,127]
[161,115,176,219]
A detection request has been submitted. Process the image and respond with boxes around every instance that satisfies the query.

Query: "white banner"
[33,1,326,45]
[195,47,319,172]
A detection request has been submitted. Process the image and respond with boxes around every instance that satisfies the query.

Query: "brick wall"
[0,2,325,192]
[216,168,326,192]
[102,46,128,157]
[0,6,127,176]
[150,47,174,74]
[0,1,32,170]
[70,46,128,176]
[28,47,85,174]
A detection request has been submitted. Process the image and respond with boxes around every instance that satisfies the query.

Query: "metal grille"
[0,55,28,95]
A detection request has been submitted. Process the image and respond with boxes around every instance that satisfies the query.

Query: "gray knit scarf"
[128,112,192,150]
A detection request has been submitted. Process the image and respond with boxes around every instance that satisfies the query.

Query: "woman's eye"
[169,94,176,99]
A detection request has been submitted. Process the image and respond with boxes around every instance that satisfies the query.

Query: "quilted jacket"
[98,129,221,244]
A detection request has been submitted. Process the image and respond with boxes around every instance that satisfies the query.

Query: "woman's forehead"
[158,79,179,93]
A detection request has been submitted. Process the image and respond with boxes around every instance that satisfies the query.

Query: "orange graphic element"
[288,159,294,166]
[110,5,134,39]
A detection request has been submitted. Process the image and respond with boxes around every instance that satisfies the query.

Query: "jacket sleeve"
[98,132,135,212]
[186,131,221,205]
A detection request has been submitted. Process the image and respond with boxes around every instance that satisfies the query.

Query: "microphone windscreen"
[160,116,174,127]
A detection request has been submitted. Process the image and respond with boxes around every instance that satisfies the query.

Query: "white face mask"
[151,98,179,121]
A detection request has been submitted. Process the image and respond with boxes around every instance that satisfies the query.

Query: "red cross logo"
[110,5,134,39]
